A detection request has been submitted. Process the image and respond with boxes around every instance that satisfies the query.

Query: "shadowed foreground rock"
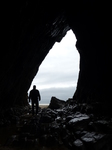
[0,99,112,150]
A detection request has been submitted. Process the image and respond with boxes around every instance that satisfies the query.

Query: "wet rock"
[73,139,84,150]
[94,120,112,133]
[50,122,61,135]
[80,132,112,150]
[89,119,112,134]
[55,109,65,117]
[40,108,57,123]
[66,115,73,122]
[55,116,62,123]
[68,113,90,131]
[69,112,90,122]
[49,97,66,109]
[40,114,53,123]
[81,132,96,143]
[46,108,57,118]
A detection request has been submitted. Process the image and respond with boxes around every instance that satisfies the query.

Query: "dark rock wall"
[0,1,69,109]
[0,1,112,111]
[66,1,111,103]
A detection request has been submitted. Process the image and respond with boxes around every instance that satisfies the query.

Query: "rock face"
[1,101,112,150]
[0,1,112,112]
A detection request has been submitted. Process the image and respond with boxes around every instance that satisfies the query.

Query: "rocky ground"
[0,97,112,150]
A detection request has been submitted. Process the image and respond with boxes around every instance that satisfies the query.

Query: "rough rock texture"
[0,101,112,150]
[0,1,112,112]
[49,97,66,109]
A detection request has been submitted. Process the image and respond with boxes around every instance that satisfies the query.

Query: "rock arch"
[1,1,112,113]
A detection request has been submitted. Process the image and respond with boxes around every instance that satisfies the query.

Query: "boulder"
[40,108,57,123]
[68,112,90,131]
[49,97,66,109]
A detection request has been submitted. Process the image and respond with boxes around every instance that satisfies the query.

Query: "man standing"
[29,85,41,115]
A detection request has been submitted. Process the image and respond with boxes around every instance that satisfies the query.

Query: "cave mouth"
[28,30,80,105]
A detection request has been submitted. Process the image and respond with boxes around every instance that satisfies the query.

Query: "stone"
[81,132,96,143]
[66,115,73,122]
[90,119,112,133]
[55,116,62,123]
[49,97,66,109]
[68,113,90,131]
[73,139,84,150]
[40,108,57,123]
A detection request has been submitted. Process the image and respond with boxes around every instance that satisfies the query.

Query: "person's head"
[33,85,36,90]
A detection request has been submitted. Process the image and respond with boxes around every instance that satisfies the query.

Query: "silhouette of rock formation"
[0,1,112,113]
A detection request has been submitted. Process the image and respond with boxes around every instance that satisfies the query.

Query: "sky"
[28,30,80,104]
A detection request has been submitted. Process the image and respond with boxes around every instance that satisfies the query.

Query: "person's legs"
[36,101,39,114]
[32,102,34,115]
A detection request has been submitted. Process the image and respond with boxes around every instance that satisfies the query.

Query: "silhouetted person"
[29,85,41,115]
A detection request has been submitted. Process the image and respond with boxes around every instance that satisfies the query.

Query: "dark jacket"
[29,89,41,103]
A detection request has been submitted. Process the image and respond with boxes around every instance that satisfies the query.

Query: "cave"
[1,1,111,112]
[0,1,112,149]
[29,29,79,105]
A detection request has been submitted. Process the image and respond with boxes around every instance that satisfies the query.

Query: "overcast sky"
[28,30,80,104]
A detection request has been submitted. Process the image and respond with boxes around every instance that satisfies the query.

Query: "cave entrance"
[29,30,80,105]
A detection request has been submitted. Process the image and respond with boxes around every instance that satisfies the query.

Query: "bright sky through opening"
[29,30,80,104]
